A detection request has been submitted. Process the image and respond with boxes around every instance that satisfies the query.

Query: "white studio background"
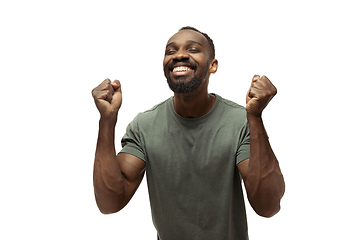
[0,0,359,239]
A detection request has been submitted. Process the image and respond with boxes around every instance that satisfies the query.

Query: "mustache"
[166,59,197,72]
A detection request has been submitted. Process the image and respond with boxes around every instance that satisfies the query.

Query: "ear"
[209,59,218,74]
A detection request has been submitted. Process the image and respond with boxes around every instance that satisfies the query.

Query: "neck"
[173,89,216,118]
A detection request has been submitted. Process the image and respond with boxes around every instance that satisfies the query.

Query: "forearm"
[245,115,285,217]
[93,116,125,213]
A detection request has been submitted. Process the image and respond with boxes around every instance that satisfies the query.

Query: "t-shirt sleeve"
[236,120,250,165]
[120,114,147,162]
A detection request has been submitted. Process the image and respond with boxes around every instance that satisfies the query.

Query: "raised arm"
[92,79,146,214]
[237,75,285,218]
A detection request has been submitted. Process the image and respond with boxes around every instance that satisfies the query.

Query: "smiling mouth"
[172,66,193,72]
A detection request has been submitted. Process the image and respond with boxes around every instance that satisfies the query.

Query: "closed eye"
[188,48,200,53]
[165,49,177,55]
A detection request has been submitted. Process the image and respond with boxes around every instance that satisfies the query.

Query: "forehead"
[166,30,208,48]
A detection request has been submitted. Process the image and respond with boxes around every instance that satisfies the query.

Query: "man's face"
[163,30,212,93]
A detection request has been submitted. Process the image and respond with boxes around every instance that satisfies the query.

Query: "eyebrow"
[166,40,202,48]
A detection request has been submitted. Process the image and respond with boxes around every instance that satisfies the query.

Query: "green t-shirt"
[121,94,250,240]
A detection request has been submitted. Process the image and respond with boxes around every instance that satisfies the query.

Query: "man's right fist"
[92,78,122,118]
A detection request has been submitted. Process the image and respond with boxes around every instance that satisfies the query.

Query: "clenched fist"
[92,78,122,118]
[246,75,277,117]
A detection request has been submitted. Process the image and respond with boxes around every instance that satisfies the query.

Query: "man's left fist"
[246,75,277,117]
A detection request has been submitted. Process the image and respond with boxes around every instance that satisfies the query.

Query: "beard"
[166,74,203,93]
[164,60,209,94]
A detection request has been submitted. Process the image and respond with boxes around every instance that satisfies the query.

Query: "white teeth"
[173,66,191,72]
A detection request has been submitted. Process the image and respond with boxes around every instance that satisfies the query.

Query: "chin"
[166,76,202,94]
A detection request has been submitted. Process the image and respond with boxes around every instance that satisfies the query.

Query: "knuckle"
[273,87,277,95]
[103,85,111,92]
[99,91,108,99]
[92,88,101,98]
[104,89,111,96]
[101,79,111,88]
[98,92,106,100]
[259,92,267,99]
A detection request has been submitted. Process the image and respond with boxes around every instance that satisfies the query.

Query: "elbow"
[98,207,120,215]
[94,190,125,215]
[250,178,285,218]
[93,179,127,214]
[254,202,281,218]
[98,207,114,215]
[249,192,283,218]
[96,199,123,215]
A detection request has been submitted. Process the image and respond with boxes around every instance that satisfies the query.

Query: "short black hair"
[179,26,215,60]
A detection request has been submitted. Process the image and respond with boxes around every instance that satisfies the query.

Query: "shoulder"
[130,98,171,126]
[142,98,170,115]
[216,95,247,118]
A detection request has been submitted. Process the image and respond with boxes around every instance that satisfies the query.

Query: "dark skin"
[163,30,218,118]
[92,29,285,217]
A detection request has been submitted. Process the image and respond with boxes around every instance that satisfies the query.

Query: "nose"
[173,49,189,61]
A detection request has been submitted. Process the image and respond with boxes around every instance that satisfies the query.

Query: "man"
[92,26,285,240]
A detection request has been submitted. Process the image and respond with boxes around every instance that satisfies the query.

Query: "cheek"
[163,57,171,69]
[192,54,207,66]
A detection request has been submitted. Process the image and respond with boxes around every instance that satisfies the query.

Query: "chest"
[142,120,240,175]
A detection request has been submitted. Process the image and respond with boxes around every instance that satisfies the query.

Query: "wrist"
[97,116,117,150]
[99,115,118,128]
[247,113,269,138]
[246,113,262,123]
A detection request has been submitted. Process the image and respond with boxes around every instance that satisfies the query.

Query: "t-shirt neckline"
[168,93,221,124]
